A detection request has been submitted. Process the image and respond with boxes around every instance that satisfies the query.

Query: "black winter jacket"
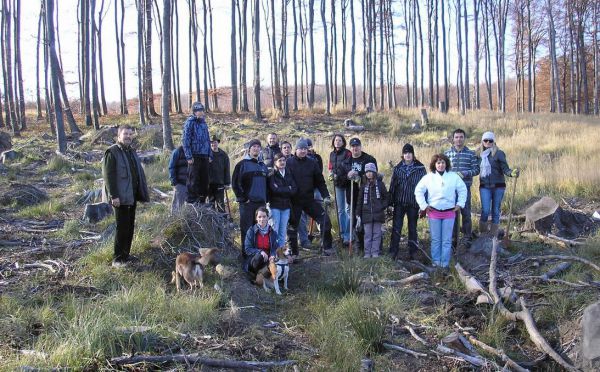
[232,156,269,203]
[356,177,390,224]
[209,149,231,185]
[389,160,427,208]
[286,155,330,203]
[261,144,281,169]
[328,148,352,187]
[268,169,297,210]
[168,146,188,186]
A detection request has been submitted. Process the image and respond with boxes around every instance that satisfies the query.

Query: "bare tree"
[321,0,330,114]
[308,0,315,109]
[473,0,481,109]
[13,0,25,130]
[230,0,238,112]
[46,0,66,153]
[331,0,338,105]
[90,0,100,128]
[144,0,158,116]
[292,0,298,110]
[96,0,108,115]
[269,0,282,110]
[201,0,209,110]
[350,0,356,112]
[162,0,174,150]
[136,0,146,125]
[463,0,470,109]
[208,0,218,110]
[252,0,261,118]
[280,0,289,118]
[36,2,43,120]
[2,0,18,135]
[441,0,448,111]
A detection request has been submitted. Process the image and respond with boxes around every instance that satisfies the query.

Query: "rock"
[83,202,113,223]
[1,149,20,164]
[411,121,421,131]
[344,118,355,127]
[138,148,162,164]
[469,237,510,258]
[581,301,600,370]
[0,131,12,152]
[81,126,118,145]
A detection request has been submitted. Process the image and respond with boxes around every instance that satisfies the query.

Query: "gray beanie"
[365,163,377,173]
[296,138,309,149]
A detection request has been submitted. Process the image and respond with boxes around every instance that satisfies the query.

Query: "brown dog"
[254,247,291,295]
[171,248,219,292]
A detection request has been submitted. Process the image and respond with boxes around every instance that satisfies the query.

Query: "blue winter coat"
[182,116,212,160]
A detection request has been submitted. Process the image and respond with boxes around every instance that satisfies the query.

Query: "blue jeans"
[479,187,506,224]
[270,208,290,248]
[298,189,322,245]
[335,186,350,242]
[428,217,455,268]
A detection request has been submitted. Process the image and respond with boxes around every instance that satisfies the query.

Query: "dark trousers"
[240,201,265,257]
[187,156,210,203]
[288,199,332,255]
[113,204,137,262]
[389,204,420,259]
[453,187,472,242]
[208,183,225,213]
[248,252,268,275]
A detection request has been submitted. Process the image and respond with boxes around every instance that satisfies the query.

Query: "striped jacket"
[182,115,212,160]
[444,146,479,186]
[389,160,427,208]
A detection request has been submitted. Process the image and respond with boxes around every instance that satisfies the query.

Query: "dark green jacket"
[102,144,149,205]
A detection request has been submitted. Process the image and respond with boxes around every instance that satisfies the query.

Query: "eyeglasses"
[483,139,494,143]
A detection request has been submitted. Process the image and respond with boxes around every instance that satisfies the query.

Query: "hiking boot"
[479,221,490,237]
[489,223,500,239]
[300,241,313,249]
[111,259,129,268]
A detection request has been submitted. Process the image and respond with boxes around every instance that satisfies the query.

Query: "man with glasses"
[444,129,479,248]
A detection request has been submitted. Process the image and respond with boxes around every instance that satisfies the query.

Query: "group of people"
[102,103,519,275]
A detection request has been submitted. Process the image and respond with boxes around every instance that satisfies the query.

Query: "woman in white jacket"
[415,154,467,269]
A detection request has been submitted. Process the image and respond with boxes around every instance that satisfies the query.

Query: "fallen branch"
[540,262,571,281]
[546,234,585,246]
[404,325,429,346]
[454,262,493,304]
[462,333,530,372]
[110,354,296,370]
[152,187,170,199]
[435,344,485,367]
[380,272,430,286]
[382,342,427,358]
[488,238,577,371]
[519,255,600,274]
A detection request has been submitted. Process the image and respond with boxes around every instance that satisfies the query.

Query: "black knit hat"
[210,135,220,143]
[247,139,262,149]
[402,143,414,155]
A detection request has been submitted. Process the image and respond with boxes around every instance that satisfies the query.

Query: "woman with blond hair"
[476,131,520,238]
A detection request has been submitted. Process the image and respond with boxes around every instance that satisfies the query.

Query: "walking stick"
[503,174,519,248]
[331,179,342,242]
[349,178,355,256]
[224,187,233,222]
[308,217,316,241]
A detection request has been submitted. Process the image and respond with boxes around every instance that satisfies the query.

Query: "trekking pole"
[503,173,519,248]
[331,179,342,242]
[224,187,233,222]
[349,178,355,256]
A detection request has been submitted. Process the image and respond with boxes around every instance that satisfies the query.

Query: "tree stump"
[0,131,12,152]
[83,202,113,223]
[411,121,421,131]
[525,196,592,239]
[438,101,448,113]
[581,301,600,371]
[420,108,429,127]
[1,150,20,164]
[344,118,355,127]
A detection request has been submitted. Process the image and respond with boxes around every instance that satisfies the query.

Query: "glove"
[351,174,361,183]
[355,217,362,232]
[419,210,427,219]
[323,197,332,207]
[328,172,335,182]
[511,168,520,178]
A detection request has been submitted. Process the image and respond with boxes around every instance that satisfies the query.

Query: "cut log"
[83,202,113,223]
[462,333,530,372]
[435,345,485,367]
[455,262,493,303]
[382,342,427,358]
[110,354,296,370]
[380,272,429,286]
[540,262,571,281]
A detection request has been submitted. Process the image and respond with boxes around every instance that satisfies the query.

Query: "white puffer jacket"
[414,171,467,211]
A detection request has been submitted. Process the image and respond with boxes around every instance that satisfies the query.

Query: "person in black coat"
[208,135,231,213]
[168,145,189,214]
[388,144,427,260]
[328,134,352,244]
[268,152,297,248]
[286,139,334,257]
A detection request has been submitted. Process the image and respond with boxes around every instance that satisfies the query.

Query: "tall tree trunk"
[2,0,18,135]
[144,0,157,116]
[577,6,588,115]
[208,0,218,110]
[594,0,599,116]
[114,0,125,114]
[82,0,93,126]
[280,0,289,118]
[483,0,493,110]
[379,0,384,110]
[462,0,470,109]
[230,0,238,113]
[404,0,411,107]
[42,1,55,135]
[268,0,281,111]
[416,0,424,107]
[456,0,465,115]
[308,0,315,109]
[340,0,347,108]
[252,0,261,119]
[201,0,209,110]
[46,0,66,153]
[173,0,182,113]
[120,0,128,114]
[292,0,298,111]
[321,0,330,114]
[162,0,174,150]
[331,0,338,106]
[427,0,434,106]
[13,0,24,130]
[441,0,448,111]
[36,2,43,120]
[96,0,108,115]
[136,0,146,125]
[362,0,367,108]
[239,0,249,111]
[473,0,480,109]
[350,0,356,112]
[90,0,100,129]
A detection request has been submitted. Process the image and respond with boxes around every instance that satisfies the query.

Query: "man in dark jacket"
[182,102,212,204]
[336,137,377,252]
[388,144,427,260]
[297,137,323,247]
[208,135,231,213]
[260,132,281,170]
[168,145,188,214]
[102,125,150,268]
[286,139,334,256]
[232,139,269,256]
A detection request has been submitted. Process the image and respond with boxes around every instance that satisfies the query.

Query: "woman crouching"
[415,154,467,270]
[243,207,279,277]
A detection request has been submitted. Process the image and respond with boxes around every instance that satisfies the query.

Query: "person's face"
[482,138,494,149]
[210,141,219,152]
[453,132,465,148]
[256,211,268,227]
[403,152,414,163]
[267,134,278,146]
[333,136,344,149]
[249,144,261,158]
[194,110,205,119]
[366,171,375,179]
[350,144,362,157]
[274,157,286,170]
[281,143,292,156]
[435,159,447,172]
[118,129,134,146]
[296,147,308,158]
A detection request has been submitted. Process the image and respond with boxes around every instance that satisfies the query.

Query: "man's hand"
[323,197,332,207]
[419,209,427,218]
[355,216,362,231]
[224,184,231,190]
[511,168,520,178]
[187,158,194,165]
[328,172,335,182]
[454,205,461,212]
[386,206,393,218]
[261,251,269,261]
[111,197,121,207]
[347,170,358,179]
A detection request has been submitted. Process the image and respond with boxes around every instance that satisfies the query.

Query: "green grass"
[16,200,65,219]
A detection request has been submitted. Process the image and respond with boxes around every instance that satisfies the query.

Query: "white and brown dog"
[171,248,219,292]
[255,247,291,295]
